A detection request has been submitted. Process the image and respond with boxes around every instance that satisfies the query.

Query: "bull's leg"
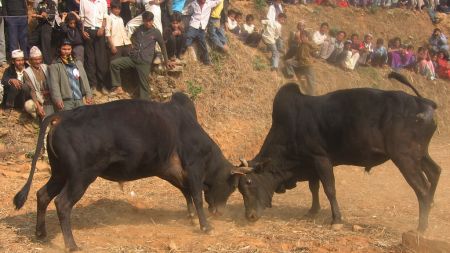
[181,189,195,218]
[392,156,431,232]
[306,179,321,216]
[314,157,342,228]
[421,154,441,206]
[36,176,65,239]
[54,178,92,251]
[187,175,212,233]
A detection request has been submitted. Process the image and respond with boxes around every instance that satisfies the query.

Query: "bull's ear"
[231,166,254,175]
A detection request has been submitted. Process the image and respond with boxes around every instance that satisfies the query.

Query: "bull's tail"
[388,72,422,98]
[13,113,61,210]
[388,72,437,109]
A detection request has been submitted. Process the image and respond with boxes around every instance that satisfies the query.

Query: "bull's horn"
[239,158,249,167]
[231,167,254,175]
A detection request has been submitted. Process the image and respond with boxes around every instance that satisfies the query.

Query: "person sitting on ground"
[208,0,229,53]
[267,0,283,22]
[371,38,388,67]
[388,37,402,65]
[226,10,240,34]
[284,31,317,95]
[312,22,329,47]
[320,30,346,63]
[417,47,436,80]
[429,28,449,56]
[110,11,174,99]
[49,40,93,111]
[242,14,261,47]
[436,51,450,79]
[23,47,54,120]
[390,44,415,70]
[338,40,360,70]
[164,12,185,61]
[106,0,132,61]
[288,20,306,50]
[358,34,373,66]
[1,50,29,110]
[60,11,85,62]
[261,13,287,71]
[182,0,222,65]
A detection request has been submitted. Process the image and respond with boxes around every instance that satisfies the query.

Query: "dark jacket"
[3,0,27,16]
[130,25,168,65]
[60,21,84,46]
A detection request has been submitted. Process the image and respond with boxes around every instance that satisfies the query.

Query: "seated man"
[1,50,29,110]
[320,31,346,63]
[429,28,449,57]
[110,11,173,99]
[49,40,93,111]
[312,22,329,47]
[23,46,55,119]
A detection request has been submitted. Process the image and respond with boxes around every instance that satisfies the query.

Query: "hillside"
[0,3,449,252]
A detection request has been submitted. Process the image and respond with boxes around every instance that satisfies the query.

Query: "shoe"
[110,87,124,95]
[101,87,110,95]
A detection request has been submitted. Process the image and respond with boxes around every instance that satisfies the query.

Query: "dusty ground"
[1,3,450,253]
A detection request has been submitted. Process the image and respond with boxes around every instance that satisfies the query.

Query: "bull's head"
[237,158,273,222]
[203,160,254,216]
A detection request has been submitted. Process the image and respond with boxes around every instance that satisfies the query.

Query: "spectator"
[1,50,28,109]
[64,0,80,12]
[49,40,93,111]
[417,48,436,80]
[321,30,346,63]
[120,0,134,24]
[23,46,54,119]
[110,11,173,98]
[226,10,240,34]
[3,0,28,58]
[106,1,132,61]
[208,0,229,52]
[436,51,450,79]
[164,13,185,60]
[338,40,359,70]
[29,0,60,65]
[429,28,449,56]
[390,44,415,70]
[388,37,401,65]
[60,12,85,62]
[284,31,317,95]
[371,38,388,67]
[182,0,222,65]
[0,0,6,67]
[288,20,306,50]
[127,0,165,34]
[261,13,287,71]
[80,0,109,94]
[312,22,329,47]
[358,34,373,66]
[267,0,283,22]
[242,15,261,48]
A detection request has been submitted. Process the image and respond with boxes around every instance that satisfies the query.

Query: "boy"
[284,31,317,95]
[110,11,174,98]
[182,0,222,65]
[208,0,229,52]
[61,12,84,62]
[164,13,185,60]
[242,15,261,47]
[261,13,287,71]
[106,1,132,61]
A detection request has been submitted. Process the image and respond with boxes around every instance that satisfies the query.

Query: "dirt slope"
[0,3,449,252]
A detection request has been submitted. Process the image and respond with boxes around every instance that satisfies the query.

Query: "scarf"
[60,54,76,66]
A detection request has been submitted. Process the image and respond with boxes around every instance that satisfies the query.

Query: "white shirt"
[312,31,327,45]
[243,23,255,34]
[261,19,281,45]
[266,4,283,22]
[106,14,131,46]
[183,0,221,30]
[80,0,108,28]
[226,17,238,30]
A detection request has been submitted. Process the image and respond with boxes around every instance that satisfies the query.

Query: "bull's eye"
[246,179,252,185]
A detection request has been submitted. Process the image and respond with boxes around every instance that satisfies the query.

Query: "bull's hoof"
[331,223,344,231]
[66,246,81,252]
[201,224,213,234]
[303,209,320,219]
[35,230,47,240]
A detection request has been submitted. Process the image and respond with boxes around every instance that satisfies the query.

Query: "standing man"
[79,0,109,95]
[110,11,173,99]
[0,0,7,67]
[3,0,28,58]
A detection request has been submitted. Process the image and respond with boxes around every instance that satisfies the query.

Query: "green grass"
[253,56,268,71]
[186,80,203,101]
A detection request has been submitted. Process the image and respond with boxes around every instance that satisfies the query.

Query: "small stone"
[130,191,137,197]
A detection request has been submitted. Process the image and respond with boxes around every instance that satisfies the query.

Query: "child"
[242,14,261,48]
[371,38,387,67]
[417,48,436,80]
[226,10,240,34]
[164,13,184,60]
[106,1,132,61]
[436,51,450,79]
[339,40,360,70]
[358,34,373,66]
[61,12,84,62]
[261,13,287,71]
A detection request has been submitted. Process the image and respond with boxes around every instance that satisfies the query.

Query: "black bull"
[238,72,441,232]
[13,93,250,251]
